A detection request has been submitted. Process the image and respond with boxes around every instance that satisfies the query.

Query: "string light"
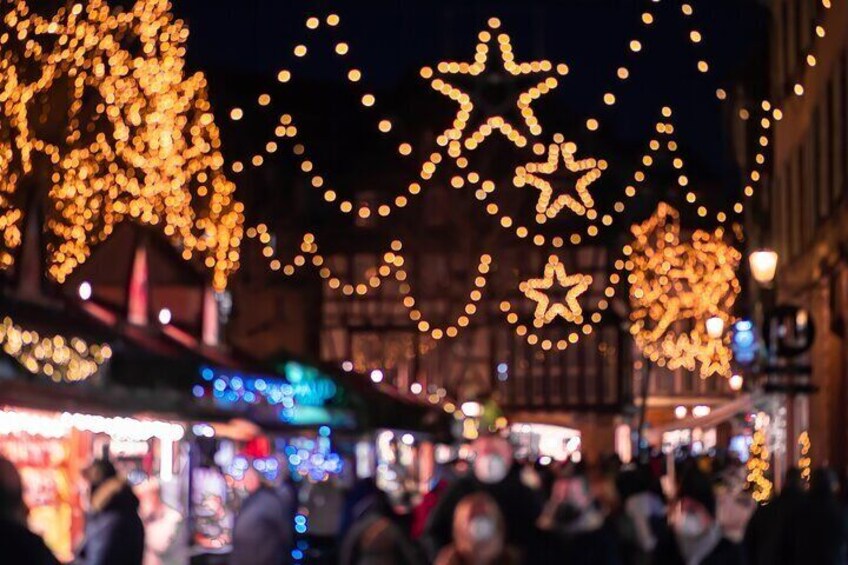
[0,317,111,382]
[627,204,740,378]
[747,412,773,503]
[798,431,811,481]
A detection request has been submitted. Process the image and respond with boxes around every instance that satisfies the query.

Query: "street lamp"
[729,374,744,391]
[706,316,725,339]
[749,250,778,285]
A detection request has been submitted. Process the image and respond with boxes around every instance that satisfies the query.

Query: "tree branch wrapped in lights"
[627,203,740,378]
[0,0,244,290]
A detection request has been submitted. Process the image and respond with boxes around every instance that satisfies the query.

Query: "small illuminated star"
[520,255,592,326]
[514,140,603,222]
[421,18,568,153]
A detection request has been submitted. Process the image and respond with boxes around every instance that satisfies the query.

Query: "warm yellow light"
[749,250,778,284]
[706,316,725,339]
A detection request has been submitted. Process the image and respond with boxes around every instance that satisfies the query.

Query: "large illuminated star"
[515,140,603,222]
[422,18,567,152]
[520,255,592,326]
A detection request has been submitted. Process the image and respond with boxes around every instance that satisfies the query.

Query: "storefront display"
[0,406,186,562]
[510,423,581,463]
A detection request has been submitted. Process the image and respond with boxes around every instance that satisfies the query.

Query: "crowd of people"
[2,433,848,564]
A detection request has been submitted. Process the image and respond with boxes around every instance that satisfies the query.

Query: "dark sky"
[173,0,768,225]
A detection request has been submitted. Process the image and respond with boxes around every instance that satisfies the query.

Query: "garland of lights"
[747,412,773,504]
[0,0,244,290]
[627,203,740,378]
[0,316,111,382]
[798,430,811,482]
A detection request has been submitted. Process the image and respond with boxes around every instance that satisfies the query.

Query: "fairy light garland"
[0,0,244,291]
[798,430,811,482]
[747,412,773,504]
[0,316,112,382]
[627,203,740,378]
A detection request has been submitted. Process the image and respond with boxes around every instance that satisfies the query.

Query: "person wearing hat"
[655,468,744,565]
[76,459,145,565]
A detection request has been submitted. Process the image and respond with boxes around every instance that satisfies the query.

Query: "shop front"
[0,406,187,563]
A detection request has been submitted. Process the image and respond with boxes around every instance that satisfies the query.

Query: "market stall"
[0,407,186,562]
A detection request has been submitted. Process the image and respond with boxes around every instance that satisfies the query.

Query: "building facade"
[755,0,848,470]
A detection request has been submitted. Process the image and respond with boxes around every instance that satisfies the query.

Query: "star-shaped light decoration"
[519,255,592,328]
[420,17,568,156]
[514,137,605,223]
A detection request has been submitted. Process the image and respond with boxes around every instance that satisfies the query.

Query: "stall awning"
[648,392,762,437]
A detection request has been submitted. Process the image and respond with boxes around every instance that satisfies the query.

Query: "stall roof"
[0,294,448,433]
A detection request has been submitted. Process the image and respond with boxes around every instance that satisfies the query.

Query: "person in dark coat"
[230,466,295,565]
[656,468,744,565]
[422,435,543,560]
[744,467,804,565]
[77,459,145,565]
[536,471,621,565]
[338,478,423,565]
[794,467,848,565]
[0,456,60,565]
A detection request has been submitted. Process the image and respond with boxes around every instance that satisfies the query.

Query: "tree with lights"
[0,0,243,290]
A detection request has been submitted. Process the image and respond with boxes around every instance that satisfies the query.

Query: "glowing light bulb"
[749,250,778,285]
[78,282,92,301]
[729,374,744,391]
[706,316,725,339]
[158,308,172,325]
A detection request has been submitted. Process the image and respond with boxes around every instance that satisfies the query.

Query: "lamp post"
[749,250,778,286]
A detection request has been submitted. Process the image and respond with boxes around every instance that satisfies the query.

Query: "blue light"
[295,524,307,534]
[735,320,753,332]
[318,425,331,437]
[244,391,256,403]
[295,515,307,525]
[213,379,226,392]
[231,376,243,390]
[192,385,205,398]
[255,378,267,391]
[201,368,214,381]
[291,549,303,560]
[497,362,508,373]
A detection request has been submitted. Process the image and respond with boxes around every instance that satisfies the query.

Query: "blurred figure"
[615,467,667,565]
[744,467,804,565]
[230,465,294,565]
[656,468,743,565]
[537,472,621,565]
[411,458,456,540]
[794,467,848,565]
[137,479,186,565]
[434,492,519,565]
[77,459,145,565]
[714,464,754,543]
[0,456,60,565]
[338,478,422,565]
[423,435,542,559]
[302,475,345,558]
